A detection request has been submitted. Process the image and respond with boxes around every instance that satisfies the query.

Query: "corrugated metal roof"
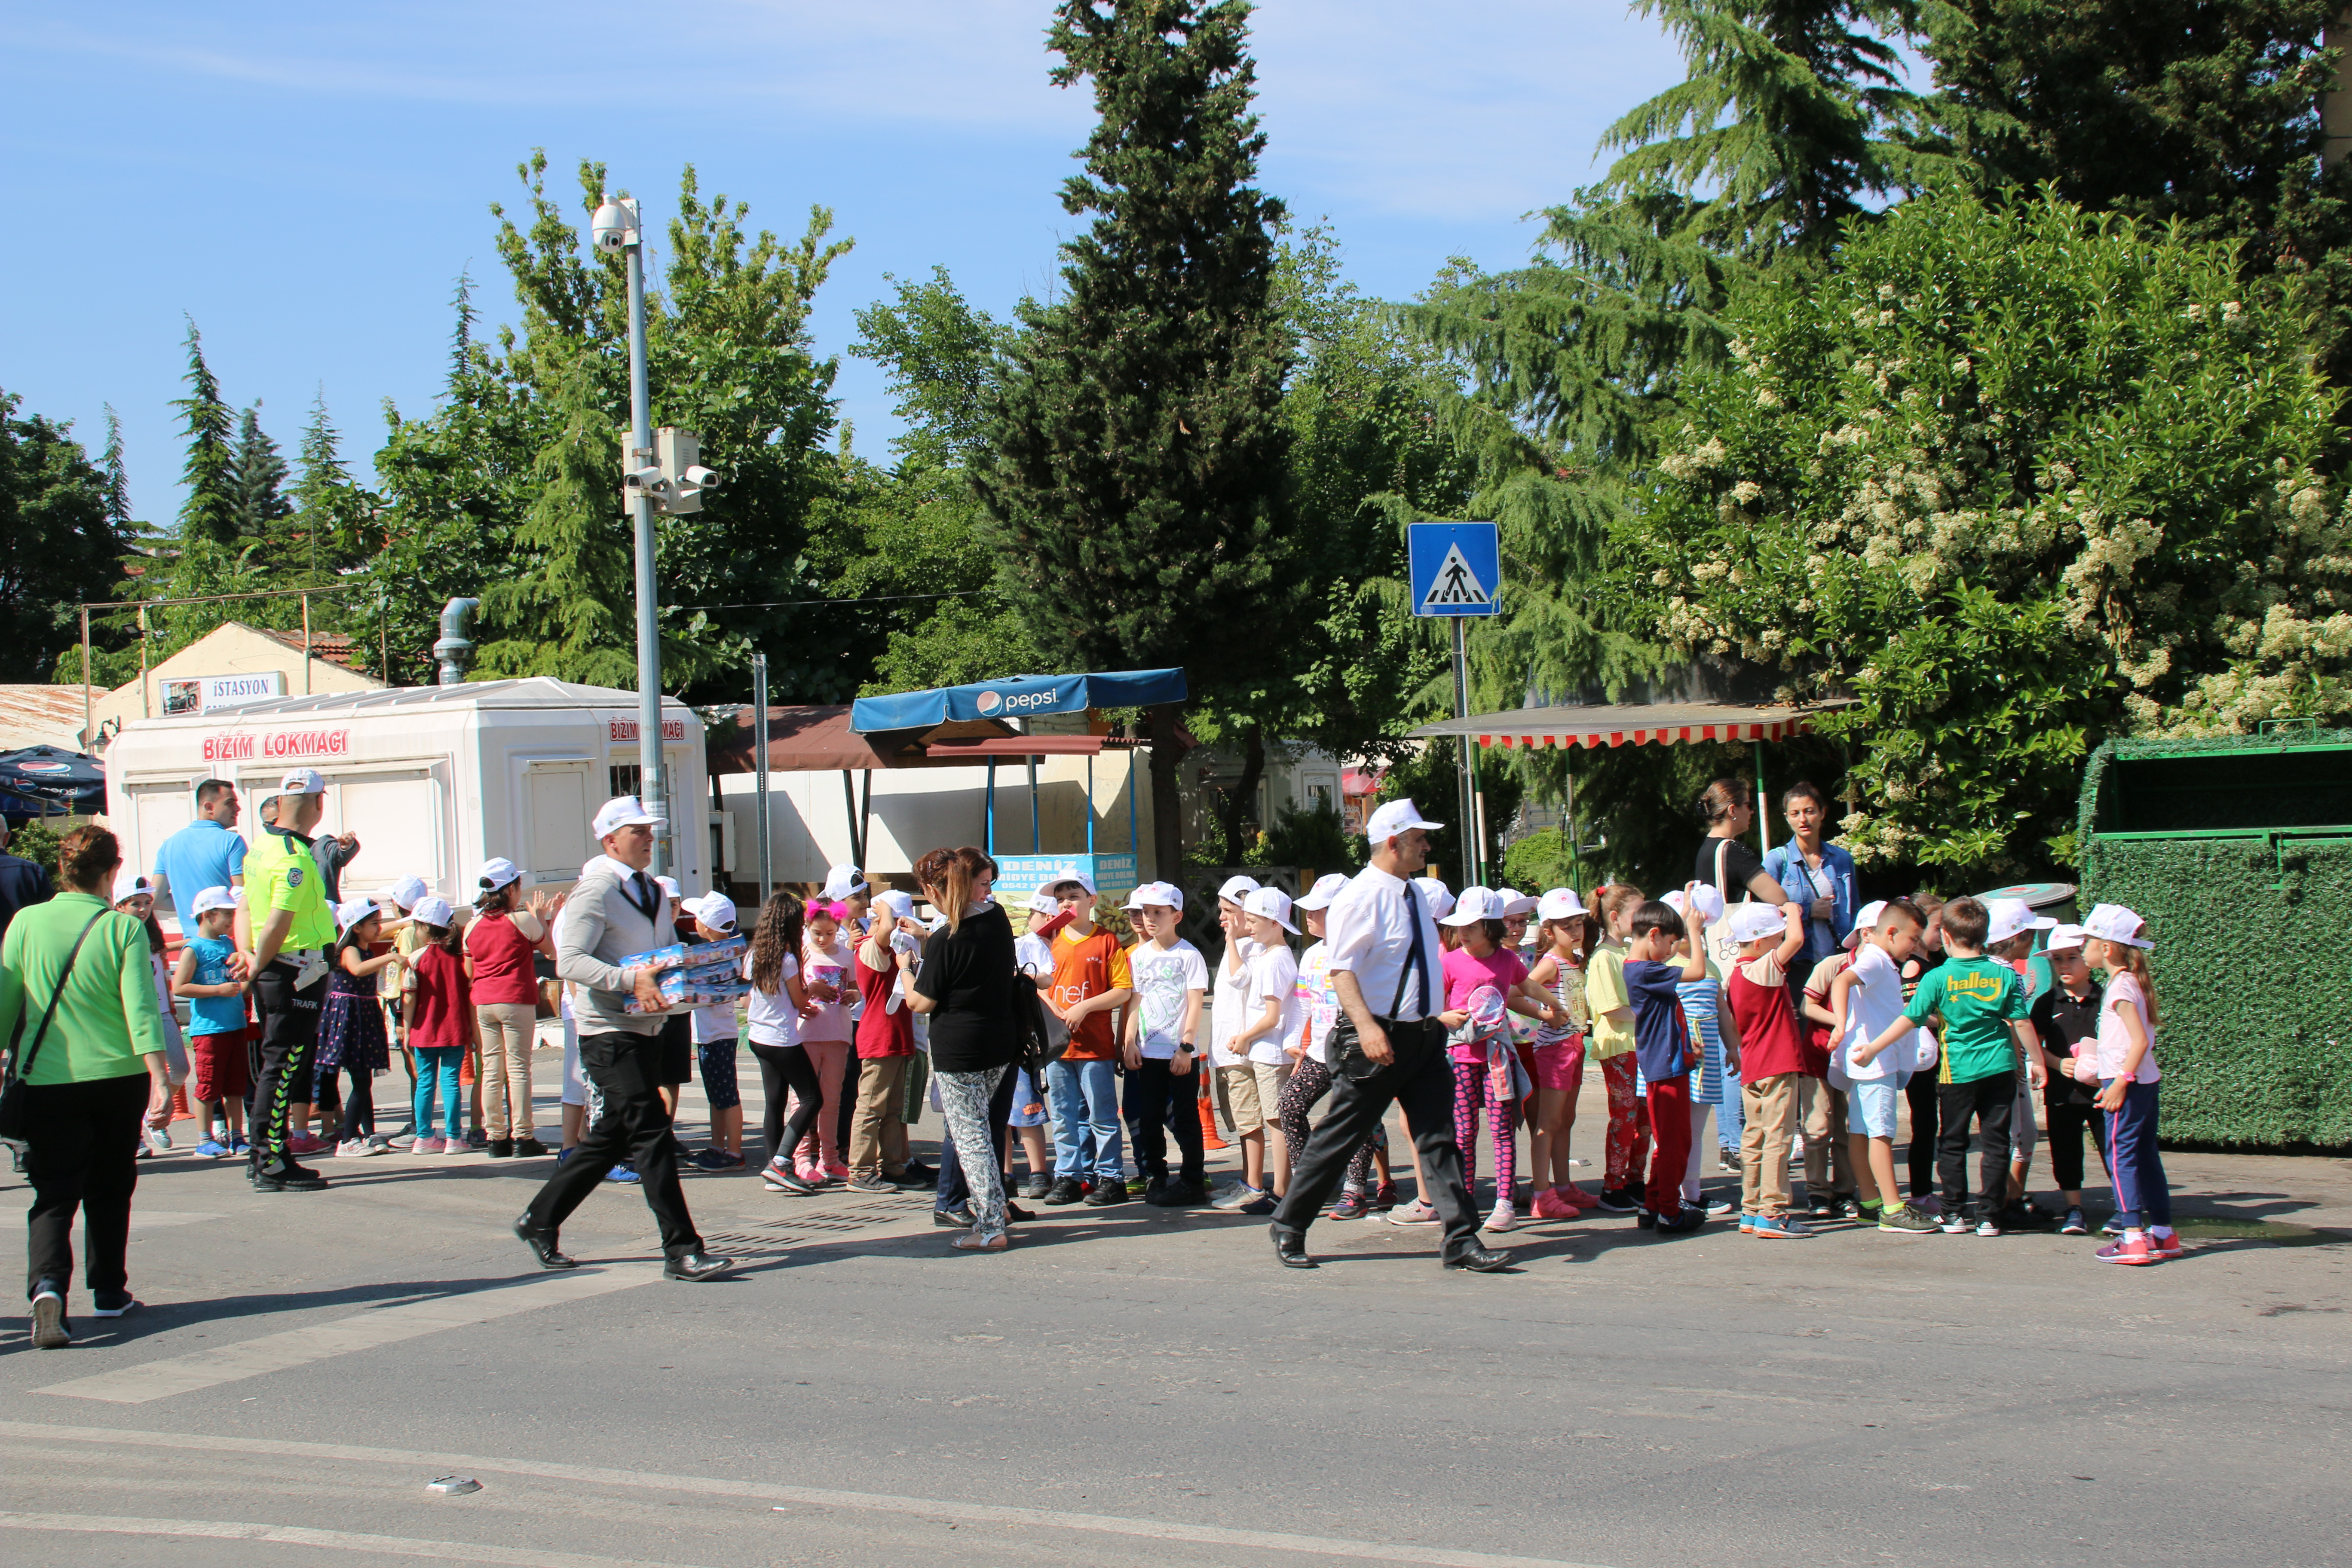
[0,684,91,750]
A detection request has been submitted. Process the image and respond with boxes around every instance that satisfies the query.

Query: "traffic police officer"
[243,766,337,1192]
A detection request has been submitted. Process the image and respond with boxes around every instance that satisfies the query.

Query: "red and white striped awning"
[1410,702,1832,752]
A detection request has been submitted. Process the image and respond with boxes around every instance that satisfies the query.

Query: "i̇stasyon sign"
[161,672,285,717]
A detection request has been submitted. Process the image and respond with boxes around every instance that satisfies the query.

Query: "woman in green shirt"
[0,825,172,1349]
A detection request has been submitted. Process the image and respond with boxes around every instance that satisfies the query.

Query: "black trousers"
[835,1049,858,1156]
[748,1042,823,1165]
[525,1031,702,1257]
[252,961,322,1167]
[1274,1017,1481,1259]
[936,1063,1016,1212]
[1937,1072,2016,1221]
[24,1072,148,1302]
[1126,1057,1207,1184]
[1905,1071,1940,1198]
[2045,1097,2104,1193]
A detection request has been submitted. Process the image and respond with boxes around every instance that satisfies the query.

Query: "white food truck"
[101,678,710,918]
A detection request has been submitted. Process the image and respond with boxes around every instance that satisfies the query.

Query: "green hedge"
[2078,733,2352,1148]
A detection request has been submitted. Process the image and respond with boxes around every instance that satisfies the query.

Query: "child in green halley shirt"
[1860,895,2036,1236]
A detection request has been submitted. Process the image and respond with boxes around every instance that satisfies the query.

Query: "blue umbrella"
[0,745,107,819]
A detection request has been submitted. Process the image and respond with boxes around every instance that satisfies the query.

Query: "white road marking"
[0,1510,684,1568]
[0,1422,1618,1568]
[31,1265,662,1404]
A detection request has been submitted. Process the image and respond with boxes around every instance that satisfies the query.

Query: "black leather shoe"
[514,1216,577,1270]
[1004,1202,1035,1223]
[1041,1176,1087,1206]
[664,1252,732,1282]
[252,1164,328,1192]
[1083,1177,1129,1207]
[1442,1242,1515,1272]
[1142,1176,1170,1205]
[1271,1222,1317,1268]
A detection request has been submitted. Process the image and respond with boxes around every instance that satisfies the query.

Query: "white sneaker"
[335,1138,384,1157]
[1211,1183,1266,1211]
[411,1136,443,1155]
[443,1138,470,1156]
[1387,1199,1439,1226]
[1482,1201,1517,1233]
[144,1127,172,1155]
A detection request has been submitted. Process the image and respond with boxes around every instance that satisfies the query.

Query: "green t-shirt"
[0,892,170,1085]
[1903,955,2029,1084]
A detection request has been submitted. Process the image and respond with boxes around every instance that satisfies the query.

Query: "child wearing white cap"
[2079,904,2175,1264]
[1120,882,1210,1204]
[1438,887,1560,1231]
[1525,889,1596,1219]
[319,900,400,1156]
[1208,876,1266,1205]
[1663,886,1737,1219]
[1828,898,1933,1231]
[1584,884,1653,1211]
[174,888,251,1158]
[1276,874,1393,1218]
[1227,887,1305,1210]
[2027,923,2106,1237]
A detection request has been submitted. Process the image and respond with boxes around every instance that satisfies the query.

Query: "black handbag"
[0,909,110,1141]
[1011,968,1055,1077]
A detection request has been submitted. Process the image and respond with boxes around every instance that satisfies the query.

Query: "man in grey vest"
[514,796,728,1280]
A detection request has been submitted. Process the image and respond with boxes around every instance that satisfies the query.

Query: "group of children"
[129,833,2178,1266]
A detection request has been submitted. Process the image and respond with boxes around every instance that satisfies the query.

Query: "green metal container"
[2076,726,2352,1148]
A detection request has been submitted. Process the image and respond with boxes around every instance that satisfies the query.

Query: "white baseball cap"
[655,876,682,902]
[1025,889,1062,917]
[1984,896,2057,947]
[383,875,429,911]
[410,894,455,928]
[1365,797,1442,843]
[822,864,869,900]
[591,795,659,838]
[687,891,739,933]
[1441,886,1508,926]
[1844,900,1888,949]
[278,767,326,796]
[1727,903,1786,944]
[1495,887,1538,918]
[1243,885,1298,934]
[334,897,379,931]
[1123,880,1185,912]
[1295,872,1351,912]
[1536,887,1587,922]
[1216,874,1261,906]
[1043,867,1097,898]
[477,857,524,894]
[2043,922,2088,953]
[2082,902,2153,949]
[874,889,916,922]
[1664,885,1727,927]
[191,885,242,916]
[1411,876,1455,922]
[112,869,152,902]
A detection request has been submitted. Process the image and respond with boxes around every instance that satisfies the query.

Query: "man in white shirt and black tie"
[1269,799,1510,1272]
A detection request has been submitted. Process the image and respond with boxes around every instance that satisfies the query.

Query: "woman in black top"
[1694,778,1798,911]
[907,845,1018,1251]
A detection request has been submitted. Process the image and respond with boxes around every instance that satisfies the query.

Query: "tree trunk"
[1218,724,1268,866]
[1146,704,1186,882]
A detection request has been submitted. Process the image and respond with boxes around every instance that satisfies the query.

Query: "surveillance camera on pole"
[652,427,721,515]
[596,188,673,874]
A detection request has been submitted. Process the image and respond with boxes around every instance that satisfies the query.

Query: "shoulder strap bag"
[0,908,111,1141]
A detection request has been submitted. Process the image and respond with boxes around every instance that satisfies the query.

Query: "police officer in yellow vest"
[242,767,338,1192]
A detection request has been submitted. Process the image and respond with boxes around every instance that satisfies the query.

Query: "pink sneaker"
[443,1136,470,1156]
[288,1133,331,1156]
[2097,1234,2160,1265]
[796,1161,828,1185]
[411,1136,443,1154]
[1558,1185,1602,1210]
[824,1160,852,1183]
[1531,1188,1581,1221]
[2151,1231,2186,1260]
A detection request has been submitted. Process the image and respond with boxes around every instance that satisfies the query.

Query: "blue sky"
[1,2,1684,521]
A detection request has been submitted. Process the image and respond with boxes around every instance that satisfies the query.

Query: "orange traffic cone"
[170,1084,193,1123]
[1198,1084,1228,1151]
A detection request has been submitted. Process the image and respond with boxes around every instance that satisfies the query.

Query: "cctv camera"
[622,466,665,490]
[683,466,720,489]
[590,199,637,254]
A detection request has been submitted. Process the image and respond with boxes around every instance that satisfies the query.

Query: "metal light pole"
[1452,618,1480,886]
[596,192,671,876]
[751,652,772,906]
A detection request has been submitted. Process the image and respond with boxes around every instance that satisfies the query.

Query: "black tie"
[624,872,657,920]
[1401,885,1434,1020]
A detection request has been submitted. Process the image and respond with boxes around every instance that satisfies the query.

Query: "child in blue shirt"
[171,887,251,1158]
[1622,888,1711,1232]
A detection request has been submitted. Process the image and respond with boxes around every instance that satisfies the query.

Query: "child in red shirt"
[1723,902,1809,1237]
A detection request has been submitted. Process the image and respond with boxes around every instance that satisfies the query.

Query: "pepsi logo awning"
[1409,702,1841,752]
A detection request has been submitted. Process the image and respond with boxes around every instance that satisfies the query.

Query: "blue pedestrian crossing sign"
[1409,521,1501,617]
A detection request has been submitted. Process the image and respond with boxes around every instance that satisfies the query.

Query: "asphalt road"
[3,1059,2348,1568]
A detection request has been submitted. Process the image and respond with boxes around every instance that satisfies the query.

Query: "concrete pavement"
[3,1055,2347,1568]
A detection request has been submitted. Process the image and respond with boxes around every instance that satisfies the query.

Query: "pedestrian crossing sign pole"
[1409,522,1501,885]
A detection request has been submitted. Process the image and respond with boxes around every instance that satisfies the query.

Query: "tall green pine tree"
[230,402,294,540]
[975,0,1301,873]
[172,319,238,550]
